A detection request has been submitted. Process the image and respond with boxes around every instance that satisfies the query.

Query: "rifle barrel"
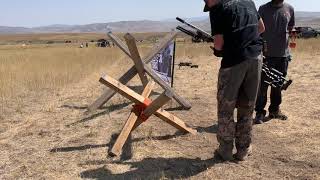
[176,17,212,38]
[176,26,197,37]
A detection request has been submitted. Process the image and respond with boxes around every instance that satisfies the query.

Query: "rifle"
[176,17,214,43]
[176,17,292,90]
[262,64,292,90]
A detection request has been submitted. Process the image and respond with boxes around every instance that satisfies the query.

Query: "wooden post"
[124,33,149,87]
[171,41,176,88]
[109,81,155,156]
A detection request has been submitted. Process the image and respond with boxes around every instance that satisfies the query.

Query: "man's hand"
[288,28,298,38]
[210,46,223,57]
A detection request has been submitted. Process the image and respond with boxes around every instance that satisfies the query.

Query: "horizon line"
[1,11,320,28]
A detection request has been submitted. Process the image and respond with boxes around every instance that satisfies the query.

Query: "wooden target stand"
[95,32,197,156]
[86,32,192,114]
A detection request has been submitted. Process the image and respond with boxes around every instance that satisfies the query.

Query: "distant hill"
[0,19,210,34]
[296,12,320,19]
[0,11,319,34]
[0,26,31,34]
[295,12,320,28]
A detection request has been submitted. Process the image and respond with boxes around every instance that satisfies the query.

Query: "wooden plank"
[99,74,145,104]
[155,110,197,135]
[109,112,138,157]
[86,32,177,113]
[143,90,172,117]
[108,32,131,57]
[132,105,197,134]
[141,80,155,97]
[143,63,192,110]
[109,81,155,156]
[87,65,137,113]
[131,80,154,131]
[124,33,149,87]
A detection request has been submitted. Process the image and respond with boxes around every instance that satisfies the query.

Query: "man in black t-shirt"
[255,0,295,124]
[204,0,265,161]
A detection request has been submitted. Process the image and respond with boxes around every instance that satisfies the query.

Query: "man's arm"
[214,34,224,50]
[258,18,265,34]
[209,9,225,57]
[288,7,295,31]
[255,3,265,34]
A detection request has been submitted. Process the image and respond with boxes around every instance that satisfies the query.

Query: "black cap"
[204,4,210,12]
[204,0,224,12]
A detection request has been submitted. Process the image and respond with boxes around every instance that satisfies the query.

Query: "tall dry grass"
[291,38,320,58]
[0,32,168,45]
[0,38,316,98]
[0,39,211,116]
[0,45,124,99]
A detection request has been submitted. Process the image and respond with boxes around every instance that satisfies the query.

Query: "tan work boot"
[215,142,234,161]
[234,145,252,161]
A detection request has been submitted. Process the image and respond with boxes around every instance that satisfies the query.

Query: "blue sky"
[1,0,319,27]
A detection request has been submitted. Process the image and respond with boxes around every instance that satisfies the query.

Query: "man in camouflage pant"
[217,59,262,161]
[204,0,265,161]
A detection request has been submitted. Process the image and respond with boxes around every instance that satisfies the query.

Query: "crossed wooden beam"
[90,32,196,156]
[100,75,197,156]
[86,32,192,114]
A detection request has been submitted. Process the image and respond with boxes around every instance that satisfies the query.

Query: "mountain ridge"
[0,11,319,34]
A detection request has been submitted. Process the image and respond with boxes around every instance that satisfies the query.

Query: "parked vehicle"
[295,27,320,38]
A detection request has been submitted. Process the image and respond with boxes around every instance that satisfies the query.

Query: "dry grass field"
[0,33,319,179]
[0,32,172,45]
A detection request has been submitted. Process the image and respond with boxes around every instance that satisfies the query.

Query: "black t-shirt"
[209,0,263,68]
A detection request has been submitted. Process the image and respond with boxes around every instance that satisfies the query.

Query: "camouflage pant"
[217,56,262,151]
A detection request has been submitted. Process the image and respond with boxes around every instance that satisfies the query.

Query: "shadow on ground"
[196,124,218,134]
[80,156,222,179]
[50,125,217,160]
[65,102,133,126]
[51,124,221,179]
[61,102,132,112]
